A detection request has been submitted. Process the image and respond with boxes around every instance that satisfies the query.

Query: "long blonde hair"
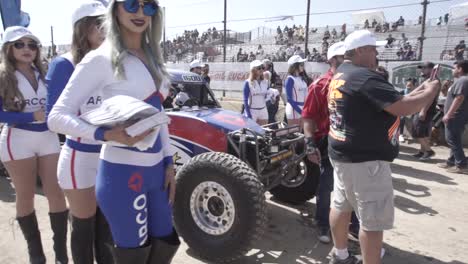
[72,16,104,65]
[248,68,263,89]
[104,0,167,89]
[0,42,45,112]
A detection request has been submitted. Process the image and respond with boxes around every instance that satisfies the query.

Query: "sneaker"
[437,162,455,169]
[399,135,405,143]
[412,151,424,158]
[329,254,362,264]
[419,150,436,161]
[318,227,331,244]
[446,166,468,174]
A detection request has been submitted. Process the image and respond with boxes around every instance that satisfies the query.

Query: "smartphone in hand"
[429,64,441,81]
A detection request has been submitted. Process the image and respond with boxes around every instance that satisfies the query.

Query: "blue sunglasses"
[122,0,158,17]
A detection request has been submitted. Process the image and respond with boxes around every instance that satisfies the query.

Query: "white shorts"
[286,103,304,121]
[57,145,100,190]
[0,127,60,162]
[245,108,268,123]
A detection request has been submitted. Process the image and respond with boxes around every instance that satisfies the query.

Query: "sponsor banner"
[167,62,330,99]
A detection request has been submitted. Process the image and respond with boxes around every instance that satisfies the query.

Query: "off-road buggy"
[165,69,320,263]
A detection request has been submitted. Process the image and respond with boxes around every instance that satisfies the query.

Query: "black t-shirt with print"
[328,62,402,163]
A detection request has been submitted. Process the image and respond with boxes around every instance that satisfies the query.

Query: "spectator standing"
[322,39,329,56]
[418,16,423,25]
[294,46,305,58]
[341,23,347,38]
[386,34,395,48]
[399,78,418,142]
[444,13,449,25]
[437,16,442,26]
[411,62,440,161]
[202,64,210,84]
[327,30,440,264]
[455,40,466,61]
[237,48,243,62]
[372,19,378,28]
[439,60,468,173]
[256,45,264,60]
[248,51,256,62]
[397,16,405,26]
[364,19,370,29]
[302,42,360,245]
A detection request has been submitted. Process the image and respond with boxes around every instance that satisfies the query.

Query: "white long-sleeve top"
[48,43,172,167]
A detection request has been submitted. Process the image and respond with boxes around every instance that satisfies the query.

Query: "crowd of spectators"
[364,16,405,33]
[164,27,223,62]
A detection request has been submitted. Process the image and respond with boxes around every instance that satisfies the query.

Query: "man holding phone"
[411,62,440,161]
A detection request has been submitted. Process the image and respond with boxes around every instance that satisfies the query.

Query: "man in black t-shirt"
[328,30,440,264]
[411,62,440,161]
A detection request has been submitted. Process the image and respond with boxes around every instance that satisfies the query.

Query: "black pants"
[266,101,279,124]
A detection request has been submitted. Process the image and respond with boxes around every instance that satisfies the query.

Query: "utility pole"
[223,0,227,63]
[50,26,56,57]
[163,7,166,60]
[305,0,311,58]
[418,0,428,61]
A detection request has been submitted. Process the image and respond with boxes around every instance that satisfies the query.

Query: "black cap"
[417,62,435,69]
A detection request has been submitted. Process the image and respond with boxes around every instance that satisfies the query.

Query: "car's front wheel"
[173,152,267,263]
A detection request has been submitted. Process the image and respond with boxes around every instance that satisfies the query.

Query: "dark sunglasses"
[255,66,265,70]
[13,41,39,51]
[122,0,158,17]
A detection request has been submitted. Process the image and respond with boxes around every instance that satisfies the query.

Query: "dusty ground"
[0,101,467,264]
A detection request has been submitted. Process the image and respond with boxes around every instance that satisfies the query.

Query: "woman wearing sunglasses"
[0,26,68,264]
[46,2,114,263]
[243,60,269,125]
[285,55,308,127]
[48,0,179,263]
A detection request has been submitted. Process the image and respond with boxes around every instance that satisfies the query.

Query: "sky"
[1,0,467,46]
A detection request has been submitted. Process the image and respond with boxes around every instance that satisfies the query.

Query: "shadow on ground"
[0,176,15,203]
[391,163,457,186]
[185,199,459,264]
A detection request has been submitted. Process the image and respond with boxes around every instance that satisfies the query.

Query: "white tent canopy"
[352,10,386,25]
[450,2,468,19]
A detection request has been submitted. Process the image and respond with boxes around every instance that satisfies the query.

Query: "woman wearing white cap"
[285,55,308,127]
[0,26,68,264]
[45,1,113,263]
[48,0,179,263]
[243,60,269,125]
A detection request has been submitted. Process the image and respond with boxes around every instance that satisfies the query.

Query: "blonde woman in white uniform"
[285,55,308,127]
[0,26,67,264]
[243,60,269,125]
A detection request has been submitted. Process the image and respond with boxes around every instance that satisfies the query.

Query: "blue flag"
[0,0,30,29]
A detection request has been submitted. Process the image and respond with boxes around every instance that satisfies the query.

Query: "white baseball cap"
[2,26,40,45]
[250,60,263,70]
[72,1,107,27]
[190,59,204,69]
[327,42,346,61]
[344,30,386,51]
[287,55,307,66]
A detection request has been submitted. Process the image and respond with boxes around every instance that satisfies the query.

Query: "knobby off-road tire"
[173,152,267,263]
[269,158,320,205]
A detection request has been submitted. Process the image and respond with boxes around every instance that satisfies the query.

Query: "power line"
[167,0,456,29]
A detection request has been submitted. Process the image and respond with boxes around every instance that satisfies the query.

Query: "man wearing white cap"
[285,55,308,126]
[302,42,359,245]
[327,30,440,264]
[189,59,204,75]
[242,60,269,125]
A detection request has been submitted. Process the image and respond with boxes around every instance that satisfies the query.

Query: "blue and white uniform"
[285,75,308,121]
[46,53,103,190]
[0,70,60,162]
[243,79,268,122]
[48,43,173,248]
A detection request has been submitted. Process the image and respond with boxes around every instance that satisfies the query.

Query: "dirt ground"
[0,101,467,264]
